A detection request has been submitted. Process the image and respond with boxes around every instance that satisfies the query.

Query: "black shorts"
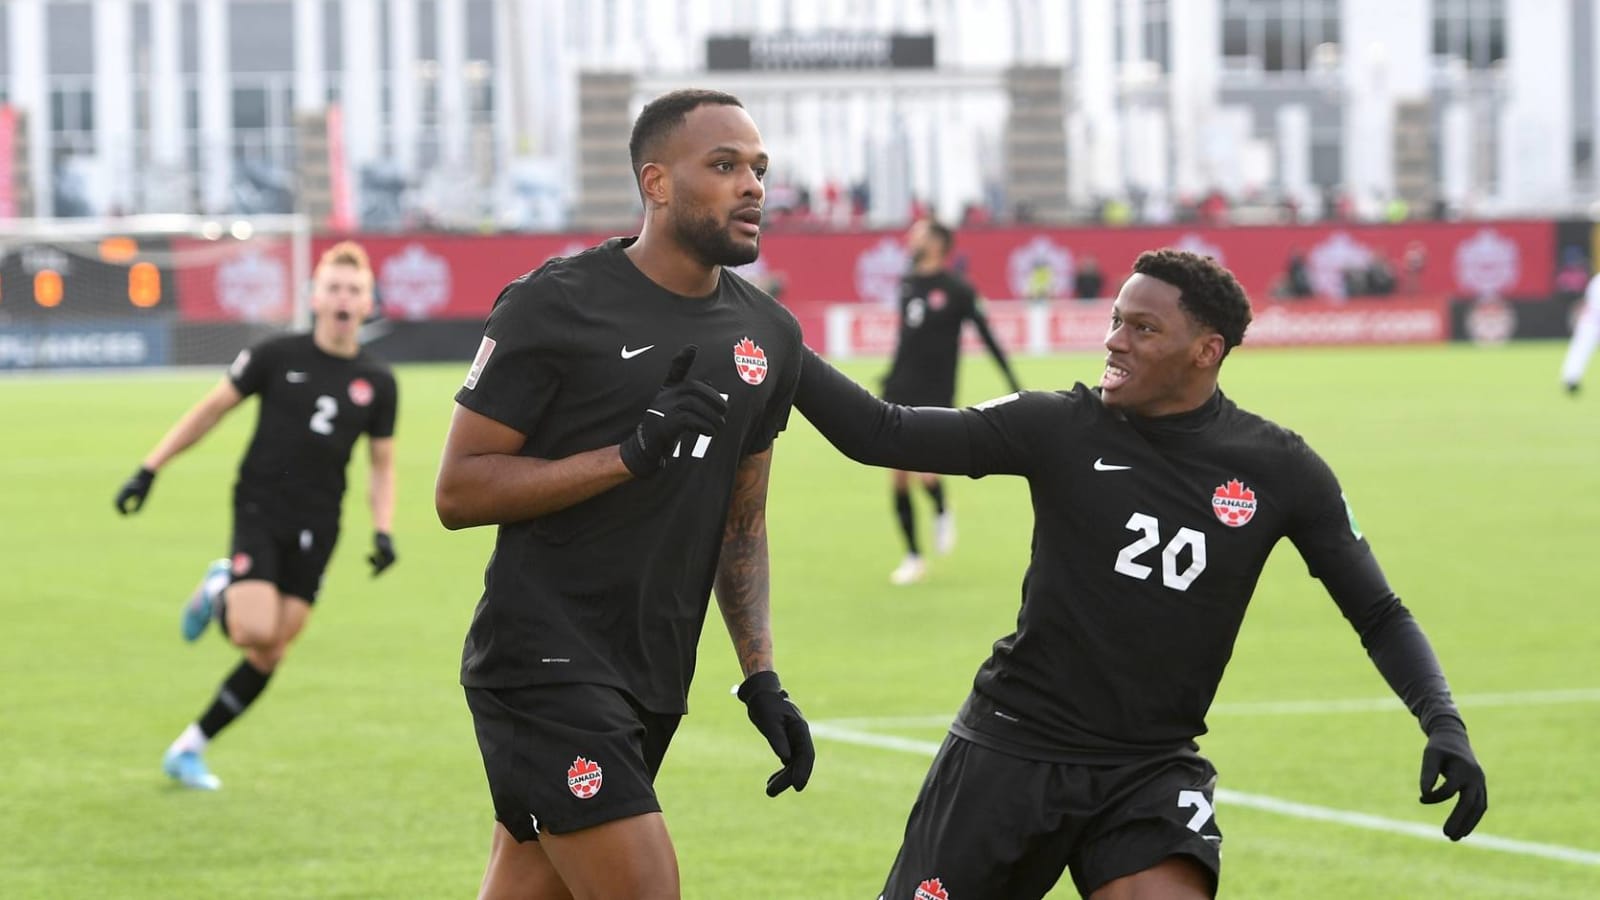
[879,734,1222,900]
[229,498,339,604]
[465,682,682,841]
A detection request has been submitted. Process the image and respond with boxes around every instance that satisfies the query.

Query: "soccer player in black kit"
[114,241,399,791]
[795,250,1487,899]
[882,218,1021,585]
[434,89,813,899]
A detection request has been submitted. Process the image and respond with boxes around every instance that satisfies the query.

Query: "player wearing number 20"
[796,249,1487,900]
[114,241,399,791]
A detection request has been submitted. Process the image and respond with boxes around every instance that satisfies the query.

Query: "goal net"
[0,214,311,371]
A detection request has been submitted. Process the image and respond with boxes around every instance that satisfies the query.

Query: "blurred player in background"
[1561,268,1600,394]
[434,88,812,900]
[114,241,399,791]
[881,218,1022,585]
[796,250,1486,899]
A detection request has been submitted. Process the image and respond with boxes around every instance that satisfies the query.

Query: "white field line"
[809,719,1600,869]
[818,687,1600,730]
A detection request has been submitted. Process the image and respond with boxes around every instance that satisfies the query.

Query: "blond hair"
[316,240,373,279]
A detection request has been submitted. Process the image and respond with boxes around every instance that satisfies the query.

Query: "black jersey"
[795,350,1461,762]
[883,270,1002,407]
[227,333,398,518]
[453,237,804,715]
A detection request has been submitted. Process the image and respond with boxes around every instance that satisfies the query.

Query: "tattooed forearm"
[716,449,774,677]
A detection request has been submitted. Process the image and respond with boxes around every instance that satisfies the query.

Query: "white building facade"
[0,0,1589,226]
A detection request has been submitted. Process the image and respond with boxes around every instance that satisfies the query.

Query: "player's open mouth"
[334,311,352,322]
[1101,363,1130,390]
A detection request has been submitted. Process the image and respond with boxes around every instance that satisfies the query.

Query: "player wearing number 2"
[113,240,399,791]
[795,249,1487,899]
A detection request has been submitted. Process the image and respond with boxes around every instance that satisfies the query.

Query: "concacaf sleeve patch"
[464,336,496,390]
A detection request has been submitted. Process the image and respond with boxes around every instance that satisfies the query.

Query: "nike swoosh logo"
[1093,458,1132,471]
[620,345,656,360]
[286,371,307,382]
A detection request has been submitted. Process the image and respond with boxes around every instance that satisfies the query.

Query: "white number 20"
[1113,512,1207,591]
[309,395,338,435]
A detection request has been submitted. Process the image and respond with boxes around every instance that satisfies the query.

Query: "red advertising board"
[824,297,1450,358]
[173,235,302,323]
[324,233,603,321]
[172,222,1551,351]
[757,219,1549,303]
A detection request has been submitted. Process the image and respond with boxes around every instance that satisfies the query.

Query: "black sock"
[894,489,920,556]
[197,659,273,739]
[925,479,946,515]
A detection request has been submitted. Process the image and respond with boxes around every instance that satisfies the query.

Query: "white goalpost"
[0,214,312,371]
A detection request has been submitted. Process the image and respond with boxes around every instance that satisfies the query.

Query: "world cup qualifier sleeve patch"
[566,756,603,799]
[463,336,496,390]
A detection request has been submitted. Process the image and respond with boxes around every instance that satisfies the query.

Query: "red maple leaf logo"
[566,756,603,799]
[1215,479,1254,502]
[733,336,769,385]
[1211,479,1258,527]
[915,878,950,900]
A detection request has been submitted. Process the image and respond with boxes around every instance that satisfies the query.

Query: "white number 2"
[1113,512,1207,591]
[309,394,338,435]
[1178,790,1215,832]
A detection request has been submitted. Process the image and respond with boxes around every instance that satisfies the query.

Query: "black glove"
[737,670,815,797]
[1420,717,1487,841]
[618,345,727,478]
[367,531,397,577]
[115,466,157,515]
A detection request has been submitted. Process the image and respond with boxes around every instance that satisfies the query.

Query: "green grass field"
[2,342,1597,898]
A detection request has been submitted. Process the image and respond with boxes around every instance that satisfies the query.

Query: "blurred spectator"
[1198,189,1229,225]
[1555,246,1591,296]
[1403,242,1428,294]
[1025,259,1054,306]
[1101,196,1133,226]
[1073,256,1105,300]
[1278,193,1302,224]
[1280,249,1314,299]
[1366,257,1397,296]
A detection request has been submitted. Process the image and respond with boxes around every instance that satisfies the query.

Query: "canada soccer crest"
[567,756,603,799]
[916,878,950,900]
[1212,479,1257,527]
[927,288,947,311]
[733,337,768,385]
[348,377,374,407]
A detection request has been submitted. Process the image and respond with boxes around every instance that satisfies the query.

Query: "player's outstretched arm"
[366,436,398,575]
[715,449,814,797]
[970,304,1022,393]
[115,377,244,514]
[795,346,977,474]
[1305,531,1487,840]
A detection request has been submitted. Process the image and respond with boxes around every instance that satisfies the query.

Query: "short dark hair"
[922,219,953,253]
[1131,249,1252,355]
[629,89,745,191]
